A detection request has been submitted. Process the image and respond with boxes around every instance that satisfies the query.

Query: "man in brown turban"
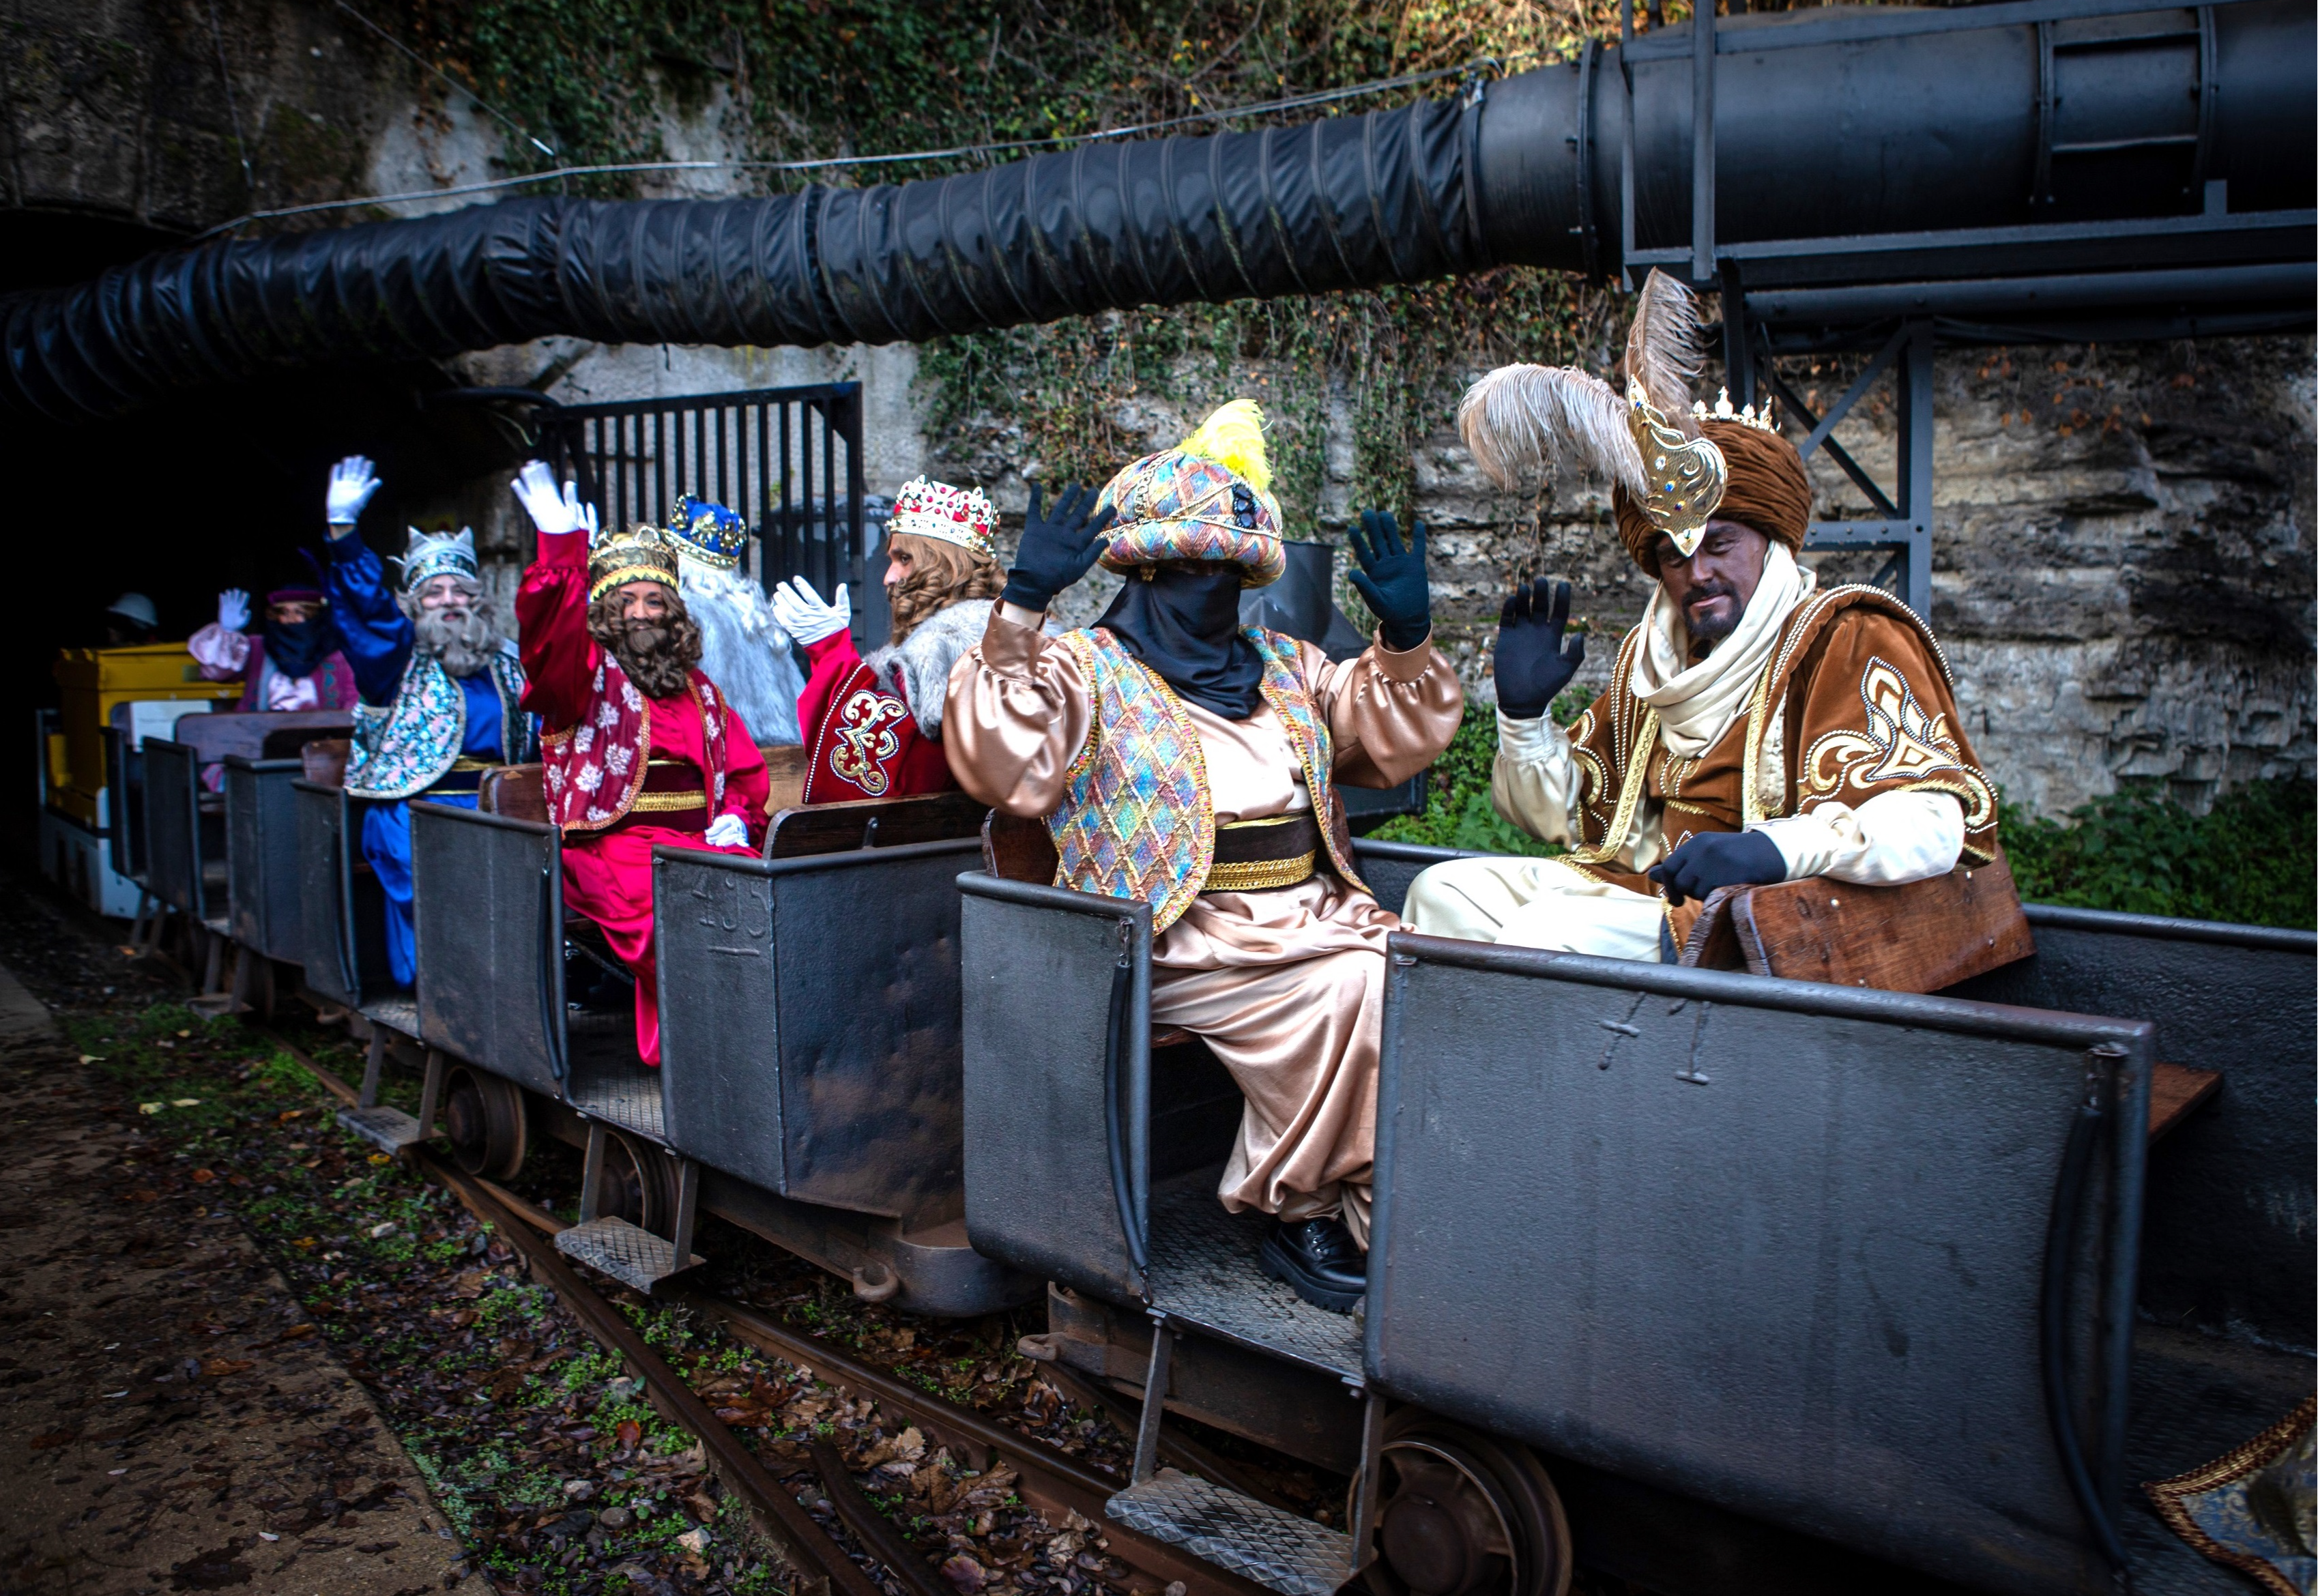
[1402,272,1999,957]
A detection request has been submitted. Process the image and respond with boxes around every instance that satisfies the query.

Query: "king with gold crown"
[1400,270,2003,960]
[510,466,772,1067]
[944,401,1465,1313]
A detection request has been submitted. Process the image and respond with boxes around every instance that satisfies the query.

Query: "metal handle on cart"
[538,858,568,1084]
[1103,930,1149,1279]
[2040,1051,2129,1571]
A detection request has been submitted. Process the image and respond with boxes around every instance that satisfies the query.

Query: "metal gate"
[537,383,888,645]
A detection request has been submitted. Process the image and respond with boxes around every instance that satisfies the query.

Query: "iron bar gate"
[537,383,887,646]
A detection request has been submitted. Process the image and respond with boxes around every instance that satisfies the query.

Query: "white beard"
[678,554,807,744]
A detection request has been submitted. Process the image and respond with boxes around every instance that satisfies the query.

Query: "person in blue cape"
[319,454,532,986]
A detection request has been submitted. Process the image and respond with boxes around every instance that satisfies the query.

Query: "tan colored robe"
[946,605,1464,1243]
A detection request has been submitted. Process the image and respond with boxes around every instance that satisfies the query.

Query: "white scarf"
[1629,542,1816,758]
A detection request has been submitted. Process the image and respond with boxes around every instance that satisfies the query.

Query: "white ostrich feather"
[1458,364,1647,495]
[1624,269,1707,438]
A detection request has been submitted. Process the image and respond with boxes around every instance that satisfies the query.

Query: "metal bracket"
[579,1119,609,1223]
[357,1026,388,1109]
[668,1155,701,1265]
[1131,1317,1176,1485]
[416,1048,446,1142]
[1345,1392,1388,1571]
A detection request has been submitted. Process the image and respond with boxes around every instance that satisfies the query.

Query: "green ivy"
[2001,778,2315,930]
[1369,690,1591,855]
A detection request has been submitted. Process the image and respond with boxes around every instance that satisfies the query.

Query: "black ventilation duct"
[3,0,2308,422]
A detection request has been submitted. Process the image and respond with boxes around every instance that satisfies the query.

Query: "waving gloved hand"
[216,589,252,632]
[772,576,851,647]
[325,456,382,527]
[1493,577,1587,720]
[1647,830,1790,908]
[1001,482,1117,613]
[511,461,598,538]
[1346,510,1433,652]
[704,813,750,849]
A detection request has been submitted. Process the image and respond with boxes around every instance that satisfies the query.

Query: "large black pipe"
[4,0,2309,422]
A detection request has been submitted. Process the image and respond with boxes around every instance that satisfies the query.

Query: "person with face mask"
[188,579,357,713]
[944,401,1465,1314]
[511,464,770,1067]
[1400,272,2000,957]
[317,455,533,987]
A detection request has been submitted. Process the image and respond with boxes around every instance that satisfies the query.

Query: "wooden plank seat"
[174,709,354,768]
[2147,1060,2221,1144]
[302,738,351,788]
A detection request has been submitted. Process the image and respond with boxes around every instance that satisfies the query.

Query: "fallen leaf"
[713,1404,770,1427]
[201,1359,255,1377]
[290,1237,317,1250]
[366,1221,396,1239]
[171,1098,201,1107]
[366,1154,391,1166]
[277,1110,304,1122]
[190,1170,215,1184]
[29,1430,76,1449]
[124,1189,159,1203]
[942,1555,987,1591]
[614,1419,642,1449]
[138,1103,163,1116]
[80,1054,103,1064]
[676,1527,710,1555]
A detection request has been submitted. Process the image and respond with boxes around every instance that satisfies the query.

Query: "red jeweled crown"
[888,476,996,562]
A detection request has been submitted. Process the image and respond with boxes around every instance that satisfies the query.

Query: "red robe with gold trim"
[796,624,961,804]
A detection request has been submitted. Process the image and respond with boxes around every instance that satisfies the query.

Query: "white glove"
[327,455,381,526]
[217,589,252,631]
[704,813,749,849]
[771,577,850,646]
[512,462,597,537]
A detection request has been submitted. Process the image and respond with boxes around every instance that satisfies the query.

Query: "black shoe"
[1260,1217,1367,1314]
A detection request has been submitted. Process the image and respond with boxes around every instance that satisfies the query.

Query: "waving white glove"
[216,589,252,631]
[771,577,850,646]
[511,461,597,538]
[326,456,381,526]
[704,813,750,849]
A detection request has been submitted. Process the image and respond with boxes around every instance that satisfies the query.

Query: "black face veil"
[1096,563,1265,720]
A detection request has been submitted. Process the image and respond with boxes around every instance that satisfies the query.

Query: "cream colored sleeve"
[1490,710,1585,847]
[1751,789,1965,886]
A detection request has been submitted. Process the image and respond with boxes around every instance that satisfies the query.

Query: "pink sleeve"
[515,529,601,731]
[187,623,250,681]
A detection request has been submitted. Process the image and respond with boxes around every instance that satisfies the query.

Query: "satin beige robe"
[946,605,1464,1244]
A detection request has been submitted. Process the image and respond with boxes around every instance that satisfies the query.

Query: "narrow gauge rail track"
[265,1027,1275,1596]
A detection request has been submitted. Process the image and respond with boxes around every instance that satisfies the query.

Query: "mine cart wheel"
[1364,1411,1572,1596]
[594,1129,680,1236]
[441,1064,529,1180]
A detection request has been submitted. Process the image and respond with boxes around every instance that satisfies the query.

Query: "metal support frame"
[668,1157,701,1273]
[416,1049,446,1144]
[1345,1392,1388,1569]
[357,1026,388,1109]
[579,1119,609,1223]
[1131,1317,1177,1485]
[1737,315,1937,620]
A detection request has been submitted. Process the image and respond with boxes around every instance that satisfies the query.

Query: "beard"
[411,600,502,678]
[1683,581,1746,648]
[588,594,704,700]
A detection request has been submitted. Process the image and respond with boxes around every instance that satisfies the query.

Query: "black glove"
[1647,830,1789,908]
[1494,577,1586,720]
[1002,482,1117,613]
[1346,510,1433,652]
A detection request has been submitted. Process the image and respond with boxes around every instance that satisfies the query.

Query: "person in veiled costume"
[944,401,1464,1313]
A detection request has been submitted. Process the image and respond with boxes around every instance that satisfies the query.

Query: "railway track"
[267,1027,1275,1596]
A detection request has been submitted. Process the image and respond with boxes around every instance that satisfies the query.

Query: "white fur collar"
[865,599,998,740]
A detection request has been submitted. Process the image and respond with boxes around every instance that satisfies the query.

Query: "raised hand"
[1493,577,1586,720]
[1647,830,1789,908]
[1346,510,1433,652]
[511,461,596,537]
[1001,482,1118,613]
[704,813,749,849]
[216,589,252,632]
[771,576,851,646]
[326,456,381,527]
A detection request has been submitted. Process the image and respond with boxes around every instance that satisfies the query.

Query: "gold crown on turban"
[1456,270,1782,560]
[588,524,682,603]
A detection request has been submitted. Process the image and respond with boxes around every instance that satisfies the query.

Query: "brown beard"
[886,532,1004,643]
[586,590,704,699]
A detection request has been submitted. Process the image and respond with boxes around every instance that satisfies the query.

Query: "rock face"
[8,2,2310,817]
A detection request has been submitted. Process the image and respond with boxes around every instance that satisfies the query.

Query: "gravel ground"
[0,869,1645,1596]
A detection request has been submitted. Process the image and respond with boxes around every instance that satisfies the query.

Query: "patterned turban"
[1094,399,1288,589]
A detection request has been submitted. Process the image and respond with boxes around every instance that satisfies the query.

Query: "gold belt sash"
[1204,811,1320,893]
[631,759,707,813]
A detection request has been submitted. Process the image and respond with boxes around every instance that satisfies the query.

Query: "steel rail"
[266,1026,1272,1596]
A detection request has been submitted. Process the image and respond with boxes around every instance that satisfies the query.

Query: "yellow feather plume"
[1177,399,1272,493]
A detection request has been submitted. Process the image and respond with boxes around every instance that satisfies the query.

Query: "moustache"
[1682,582,1739,609]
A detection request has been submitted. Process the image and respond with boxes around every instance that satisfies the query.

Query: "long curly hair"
[585,583,704,699]
[887,532,1004,643]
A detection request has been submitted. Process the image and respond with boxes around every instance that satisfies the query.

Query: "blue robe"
[325,532,508,987]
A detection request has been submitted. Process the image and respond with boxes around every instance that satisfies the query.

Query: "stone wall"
[8,0,2311,817]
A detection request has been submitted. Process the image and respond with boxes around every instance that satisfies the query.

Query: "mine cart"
[648,789,1037,1315]
[957,841,2317,1596]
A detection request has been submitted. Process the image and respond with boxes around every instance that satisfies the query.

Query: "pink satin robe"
[944,606,1463,1243]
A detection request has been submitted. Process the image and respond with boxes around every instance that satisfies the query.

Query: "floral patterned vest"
[346,647,529,801]
[1047,626,1365,934]
[540,654,733,835]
